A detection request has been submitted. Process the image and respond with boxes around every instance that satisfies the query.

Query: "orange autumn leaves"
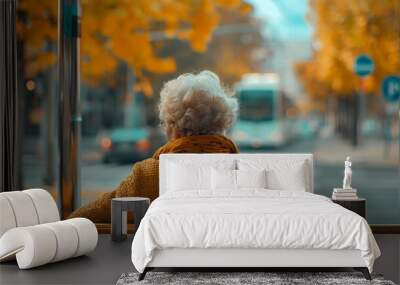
[17,0,58,77]
[18,0,252,95]
[297,0,400,98]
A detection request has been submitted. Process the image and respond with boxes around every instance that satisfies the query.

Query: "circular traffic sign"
[382,75,400,102]
[354,54,375,77]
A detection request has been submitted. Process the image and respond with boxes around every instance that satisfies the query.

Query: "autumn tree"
[297,0,400,99]
[17,0,252,94]
[140,7,266,125]
[147,7,265,89]
[295,0,400,144]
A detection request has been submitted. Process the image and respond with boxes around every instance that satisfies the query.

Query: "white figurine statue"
[342,156,352,190]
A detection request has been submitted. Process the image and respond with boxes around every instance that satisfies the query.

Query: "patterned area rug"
[116,272,396,285]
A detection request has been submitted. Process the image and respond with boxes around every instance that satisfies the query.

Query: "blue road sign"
[382,75,400,102]
[354,54,374,77]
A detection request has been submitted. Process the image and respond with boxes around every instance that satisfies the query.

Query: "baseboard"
[95,223,135,234]
[371,225,400,234]
[95,223,400,235]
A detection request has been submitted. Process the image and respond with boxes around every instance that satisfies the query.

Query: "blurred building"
[249,0,312,102]
[266,40,312,100]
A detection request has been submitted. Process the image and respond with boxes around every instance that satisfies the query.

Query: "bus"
[230,73,296,149]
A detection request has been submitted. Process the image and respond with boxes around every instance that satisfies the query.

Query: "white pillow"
[166,159,236,192]
[238,159,308,191]
[211,168,267,190]
[211,168,236,190]
[237,169,267,188]
[167,162,211,191]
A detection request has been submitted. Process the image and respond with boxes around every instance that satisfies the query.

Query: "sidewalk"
[314,137,400,167]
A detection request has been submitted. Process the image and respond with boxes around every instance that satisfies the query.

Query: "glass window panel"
[17,1,60,207]
[75,0,400,225]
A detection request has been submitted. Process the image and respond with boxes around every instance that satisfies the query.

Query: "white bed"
[131,154,380,280]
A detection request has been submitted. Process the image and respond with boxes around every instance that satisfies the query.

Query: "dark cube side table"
[111,197,150,241]
[332,198,366,219]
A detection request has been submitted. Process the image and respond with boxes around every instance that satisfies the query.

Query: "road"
[22,137,399,224]
[78,138,399,224]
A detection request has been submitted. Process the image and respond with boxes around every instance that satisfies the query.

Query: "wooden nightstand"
[332,198,366,218]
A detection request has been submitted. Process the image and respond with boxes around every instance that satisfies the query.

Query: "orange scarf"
[152,135,239,160]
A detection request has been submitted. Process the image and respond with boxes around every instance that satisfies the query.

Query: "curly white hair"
[159,70,238,137]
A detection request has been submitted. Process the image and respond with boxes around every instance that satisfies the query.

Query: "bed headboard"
[159,153,313,195]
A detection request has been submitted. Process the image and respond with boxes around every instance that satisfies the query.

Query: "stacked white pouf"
[0,189,98,269]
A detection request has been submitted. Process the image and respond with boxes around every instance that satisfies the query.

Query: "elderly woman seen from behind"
[69,71,239,222]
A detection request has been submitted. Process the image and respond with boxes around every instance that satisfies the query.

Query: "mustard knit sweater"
[68,135,238,223]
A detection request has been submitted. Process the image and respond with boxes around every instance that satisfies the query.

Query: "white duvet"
[131,190,380,273]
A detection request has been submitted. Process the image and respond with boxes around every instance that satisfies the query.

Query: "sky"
[247,0,313,41]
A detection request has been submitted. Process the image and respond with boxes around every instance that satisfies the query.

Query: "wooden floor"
[0,234,399,285]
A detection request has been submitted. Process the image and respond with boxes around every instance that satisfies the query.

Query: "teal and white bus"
[230,73,296,149]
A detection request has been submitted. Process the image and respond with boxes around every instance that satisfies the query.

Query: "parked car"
[100,127,165,164]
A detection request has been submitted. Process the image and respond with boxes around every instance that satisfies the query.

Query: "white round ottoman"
[0,189,98,269]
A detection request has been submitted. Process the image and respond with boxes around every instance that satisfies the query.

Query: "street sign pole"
[354,78,366,146]
[381,75,400,164]
[353,54,375,146]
